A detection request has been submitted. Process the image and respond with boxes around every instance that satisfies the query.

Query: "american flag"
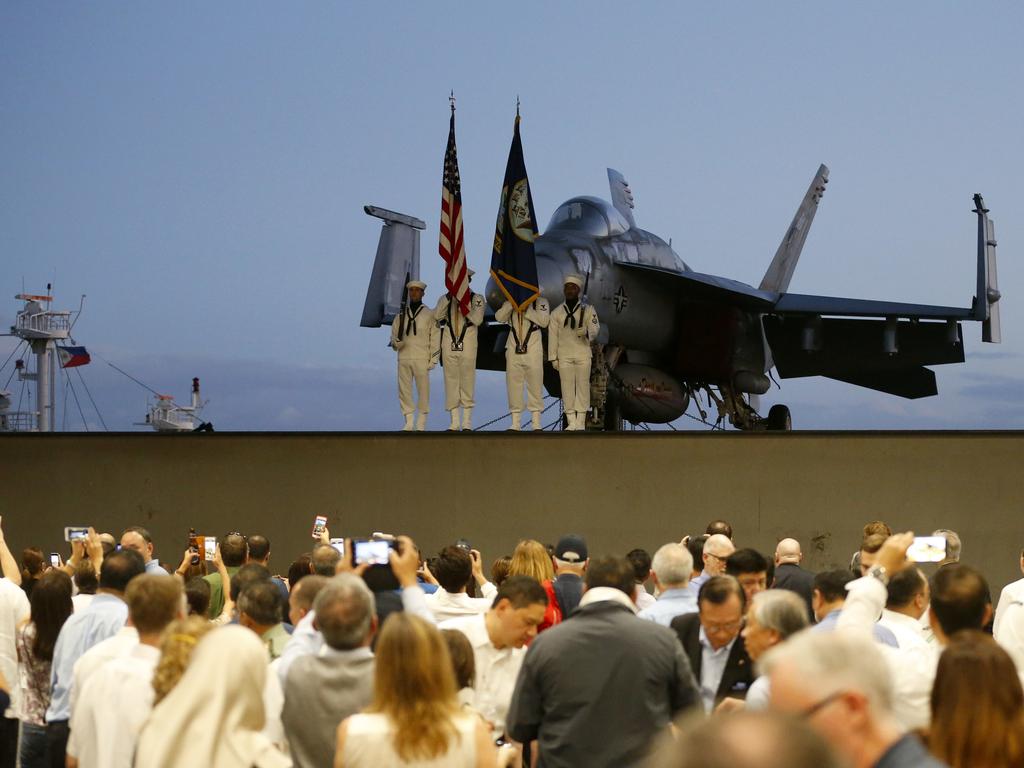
[440,105,471,316]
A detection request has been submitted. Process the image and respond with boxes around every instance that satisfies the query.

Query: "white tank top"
[341,712,477,768]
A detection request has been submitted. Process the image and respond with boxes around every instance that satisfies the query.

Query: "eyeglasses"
[226,531,248,541]
[800,691,846,719]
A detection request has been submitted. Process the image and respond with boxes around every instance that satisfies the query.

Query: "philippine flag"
[57,346,91,368]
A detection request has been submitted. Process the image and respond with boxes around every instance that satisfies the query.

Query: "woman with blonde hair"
[136,626,290,768]
[929,630,1024,767]
[335,613,501,768]
[507,539,561,632]
[151,615,214,704]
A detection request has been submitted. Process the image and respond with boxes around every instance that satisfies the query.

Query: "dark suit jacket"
[773,562,816,619]
[670,612,754,704]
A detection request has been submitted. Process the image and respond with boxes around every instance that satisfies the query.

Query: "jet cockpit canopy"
[546,196,631,238]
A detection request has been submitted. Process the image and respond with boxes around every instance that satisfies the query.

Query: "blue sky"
[2,3,1022,430]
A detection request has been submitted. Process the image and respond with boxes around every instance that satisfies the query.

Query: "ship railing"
[14,310,71,336]
[0,411,36,432]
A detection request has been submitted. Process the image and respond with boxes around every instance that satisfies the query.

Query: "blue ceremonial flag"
[490,112,540,312]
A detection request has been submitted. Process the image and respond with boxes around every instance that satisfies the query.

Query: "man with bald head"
[772,538,815,618]
[689,534,735,595]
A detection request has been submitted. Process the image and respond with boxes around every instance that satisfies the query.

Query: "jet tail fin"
[973,194,1001,343]
[360,206,426,328]
[607,169,637,229]
[759,164,829,293]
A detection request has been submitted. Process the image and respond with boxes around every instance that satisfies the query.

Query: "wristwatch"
[867,564,889,586]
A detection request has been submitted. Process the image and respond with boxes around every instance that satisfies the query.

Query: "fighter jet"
[361,166,1001,430]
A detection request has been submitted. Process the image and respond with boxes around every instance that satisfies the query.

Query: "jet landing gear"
[704,385,793,432]
[765,404,792,431]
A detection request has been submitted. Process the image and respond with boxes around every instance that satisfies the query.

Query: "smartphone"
[329,538,346,557]
[64,526,89,542]
[312,515,328,540]
[203,536,217,561]
[907,535,947,563]
[353,539,392,566]
[189,528,200,566]
[49,553,62,568]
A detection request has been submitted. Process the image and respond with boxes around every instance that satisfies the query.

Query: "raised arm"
[0,516,21,585]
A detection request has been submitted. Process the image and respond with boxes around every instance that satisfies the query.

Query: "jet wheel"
[766,404,792,431]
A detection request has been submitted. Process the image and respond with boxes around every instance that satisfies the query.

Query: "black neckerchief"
[563,299,582,329]
[405,303,424,336]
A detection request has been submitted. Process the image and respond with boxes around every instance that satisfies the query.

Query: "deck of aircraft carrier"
[2,431,1022,590]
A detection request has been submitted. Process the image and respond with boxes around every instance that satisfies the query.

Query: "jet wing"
[762,313,965,398]
[617,263,778,311]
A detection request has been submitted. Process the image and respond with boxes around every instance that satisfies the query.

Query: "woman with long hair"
[20,547,45,597]
[929,630,1024,767]
[507,540,561,633]
[336,613,500,768]
[151,615,214,705]
[17,569,73,768]
[135,626,290,768]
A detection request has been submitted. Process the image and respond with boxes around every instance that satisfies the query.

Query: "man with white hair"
[280,574,377,768]
[763,630,944,767]
[639,543,697,626]
[689,534,735,594]
[719,589,809,712]
[772,537,815,617]
[391,279,438,431]
[547,274,600,431]
[434,271,486,431]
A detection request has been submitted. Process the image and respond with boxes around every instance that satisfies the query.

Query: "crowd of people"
[2,514,1024,768]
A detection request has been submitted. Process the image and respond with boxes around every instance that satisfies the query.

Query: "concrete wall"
[2,432,1022,594]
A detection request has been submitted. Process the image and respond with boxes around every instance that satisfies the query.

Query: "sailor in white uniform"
[390,280,438,431]
[495,295,550,431]
[434,270,486,431]
[548,274,600,431]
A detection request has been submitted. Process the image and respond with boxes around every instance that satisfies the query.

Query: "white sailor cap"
[406,280,427,290]
[563,274,584,288]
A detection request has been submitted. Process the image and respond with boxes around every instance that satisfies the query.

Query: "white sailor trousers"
[558,357,591,413]
[398,358,430,415]
[442,346,476,410]
[505,346,544,414]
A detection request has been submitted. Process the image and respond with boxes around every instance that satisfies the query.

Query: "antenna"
[449,90,455,114]
[516,95,520,117]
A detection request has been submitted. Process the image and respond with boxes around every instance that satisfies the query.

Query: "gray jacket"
[507,598,699,768]
[281,648,375,768]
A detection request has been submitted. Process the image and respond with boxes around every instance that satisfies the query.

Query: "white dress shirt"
[440,612,524,735]
[424,582,497,623]
[879,609,930,652]
[837,576,939,730]
[67,642,160,768]
[0,577,30,718]
[69,625,139,714]
[634,584,656,611]
[71,593,96,614]
[698,627,737,713]
[995,576,1024,636]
